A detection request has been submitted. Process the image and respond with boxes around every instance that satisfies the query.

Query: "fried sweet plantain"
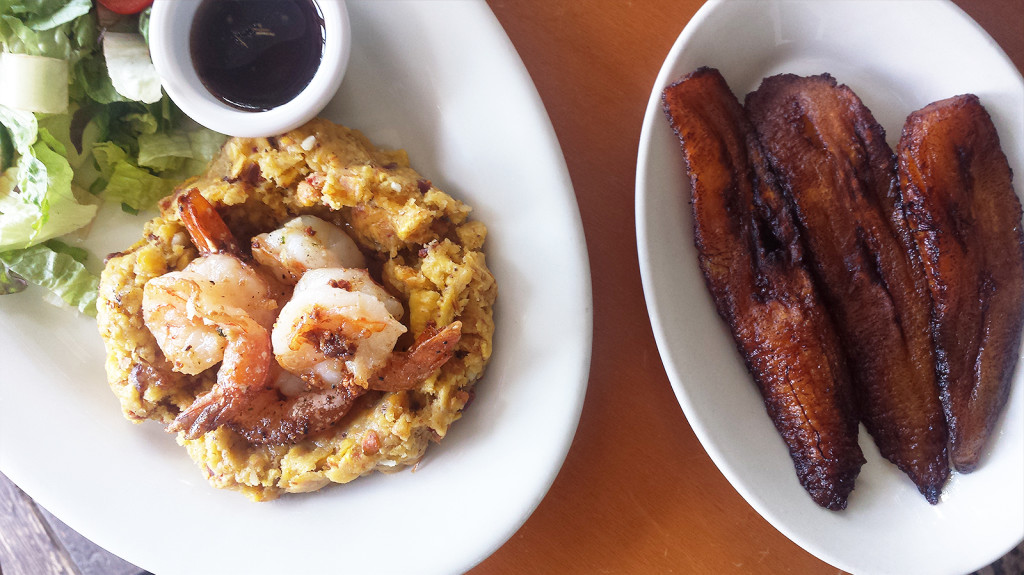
[746,74,949,503]
[898,94,1024,472]
[663,67,864,510]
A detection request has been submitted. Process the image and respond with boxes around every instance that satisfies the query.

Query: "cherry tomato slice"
[97,0,154,15]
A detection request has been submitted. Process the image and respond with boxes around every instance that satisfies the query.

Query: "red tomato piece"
[97,0,154,15]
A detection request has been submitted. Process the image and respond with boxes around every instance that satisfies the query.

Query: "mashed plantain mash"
[96,119,496,500]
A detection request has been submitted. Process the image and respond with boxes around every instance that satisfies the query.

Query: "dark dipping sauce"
[190,0,325,111]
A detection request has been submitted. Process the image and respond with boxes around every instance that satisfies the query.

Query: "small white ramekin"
[149,0,350,137]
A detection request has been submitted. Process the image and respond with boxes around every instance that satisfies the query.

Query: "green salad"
[0,0,225,315]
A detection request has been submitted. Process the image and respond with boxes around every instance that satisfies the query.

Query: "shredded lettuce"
[0,52,69,113]
[91,140,129,179]
[137,6,151,45]
[119,109,159,139]
[103,159,177,211]
[103,31,161,104]
[0,0,97,87]
[20,0,93,31]
[1,2,228,314]
[0,259,28,293]
[186,129,228,169]
[0,110,98,250]
[1,1,227,314]
[0,104,36,150]
[138,131,192,170]
[0,123,12,170]
[0,238,98,315]
[75,52,128,105]
[37,106,103,170]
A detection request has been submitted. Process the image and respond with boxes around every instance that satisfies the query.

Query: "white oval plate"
[0,2,592,574]
[636,1,1023,574]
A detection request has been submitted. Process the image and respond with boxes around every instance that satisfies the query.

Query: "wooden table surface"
[477,1,1024,573]
[2,1,1023,574]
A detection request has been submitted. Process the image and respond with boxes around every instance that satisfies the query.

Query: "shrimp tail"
[227,384,367,445]
[167,323,274,439]
[228,322,463,444]
[178,188,242,255]
[167,385,241,439]
[369,321,463,392]
[170,376,366,445]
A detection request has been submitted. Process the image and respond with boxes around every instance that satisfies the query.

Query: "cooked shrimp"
[147,189,462,444]
[144,189,279,439]
[273,268,408,387]
[143,190,278,375]
[193,267,463,444]
[368,320,464,392]
[251,215,366,284]
[143,254,281,439]
[177,187,241,255]
[223,320,464,445]
[274,268,462,391]
[142,254,278,375]
[213,377,366,444]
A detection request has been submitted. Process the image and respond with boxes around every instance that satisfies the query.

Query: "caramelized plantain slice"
[746,74,949,503]
[663,67,864,510]
[898,94,1024,472]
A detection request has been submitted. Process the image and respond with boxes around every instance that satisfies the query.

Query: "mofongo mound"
[97,118,496,501]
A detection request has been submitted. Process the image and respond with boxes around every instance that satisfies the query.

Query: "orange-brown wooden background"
[474,1,1024,573]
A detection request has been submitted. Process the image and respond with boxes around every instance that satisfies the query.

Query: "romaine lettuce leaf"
[187,128,228,165]
[0,2,227,315]
[102,159,176,211]
[75,52,128,105]
[0,51,68,113]
[137,6,151,44]
[0,136,97,249]
[0,14,76,58]
[137,130,190,171]
[0,238,99,314]
[0,104,37,150]
[20,0,92,31]
[0,123,11,170]
[103,31,161,104]
[37,105,103,170]
[0,110,98,249]
[0,6,95,64]
[0,259,28,293]
[91,140,129,179]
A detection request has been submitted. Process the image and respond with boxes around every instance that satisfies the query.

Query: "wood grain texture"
[36,507,145,575]
[0,472,144,575]
[0,472,78,575]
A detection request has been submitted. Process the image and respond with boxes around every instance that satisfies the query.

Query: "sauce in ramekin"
[190,0,325,111]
